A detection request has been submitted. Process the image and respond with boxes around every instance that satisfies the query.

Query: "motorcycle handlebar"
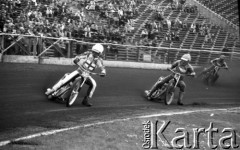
[168,68,181,75]
[168,68,195,77]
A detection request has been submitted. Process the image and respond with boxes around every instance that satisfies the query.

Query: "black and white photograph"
[0,0,239,149]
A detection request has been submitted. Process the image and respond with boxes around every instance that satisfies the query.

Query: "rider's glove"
[73,58,80,64]
[189,72,196,77]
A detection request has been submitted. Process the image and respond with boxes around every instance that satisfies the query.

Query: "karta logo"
[142,121,239,149]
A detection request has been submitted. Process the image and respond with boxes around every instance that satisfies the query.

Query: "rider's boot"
[82,96,92,107]
[148,81,163,98]
[45,72,78,95]
[177,92,184,105]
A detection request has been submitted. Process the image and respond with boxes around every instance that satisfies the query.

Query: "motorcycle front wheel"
[164,83,175,105]
[66,78,82,107]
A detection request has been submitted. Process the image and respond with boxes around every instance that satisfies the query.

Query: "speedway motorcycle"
[46,63,101,107]
[146,69,182,105]
[201,65,225,86]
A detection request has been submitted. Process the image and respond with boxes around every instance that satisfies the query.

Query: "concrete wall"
[1,55,172,70]
[1,55,39,64]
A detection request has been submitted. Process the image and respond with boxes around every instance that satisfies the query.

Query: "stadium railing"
[0,33,239,65]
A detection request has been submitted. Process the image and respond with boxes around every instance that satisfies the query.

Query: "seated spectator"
[142,37,149,46]
[125,22,134,33]
[190,23,196,33]
[118,7,124,18]
[174,31,180,41]
[91,23,98,33]
[165,32,171,41]
[84,24,91,38]
[152,21,158,30]
[145,21,152,31]
[152,36,159,47]
[179,0,186,11]
[171,0,179,10]
[182,21,187,28]
[140,28,148,38]
[200,25,205,36]
[156,11,164,22]
[171,31,176,41]
[166,19,172,29]
[174,18,183,28]
[195,23,200,33]
[32,0,37,7]
[89,0,96,10]
[158,21,163,31]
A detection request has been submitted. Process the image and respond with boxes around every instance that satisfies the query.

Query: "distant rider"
[45,43,106,107]
[145,54,196,105]
[199,55,228,76]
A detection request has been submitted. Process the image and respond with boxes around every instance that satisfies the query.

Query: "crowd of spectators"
[190,22,214,44]
[136,0,196,47]
[0,0,144,55]
[0,0,236,57]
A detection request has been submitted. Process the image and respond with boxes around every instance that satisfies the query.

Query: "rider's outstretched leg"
[177,80,186,105]
[82,76,96,107]
[177,92,184,105]
[45,71,79,95]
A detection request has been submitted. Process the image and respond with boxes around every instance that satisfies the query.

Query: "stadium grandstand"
[0,0,239,65]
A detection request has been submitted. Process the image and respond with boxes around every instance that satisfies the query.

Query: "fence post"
[0,34,4,51]
[38,36,43,56]
[126,48,129,61]
[33,37,37,56]
[67,40,71,58]
[137,48,140,62]
[0,35,2,61]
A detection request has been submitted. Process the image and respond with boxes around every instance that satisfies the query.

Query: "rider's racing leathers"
[46,51,106,99]
[146,60,195,105]
[201,58,228,75]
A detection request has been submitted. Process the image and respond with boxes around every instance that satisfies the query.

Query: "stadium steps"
[197,0,239,26]
[213,30,227,49]
[191,19,206,49]
[171,12,190,48]
[180,13,200,49]
[132,0,169,40]
[202,25,219,49]
[132,0,166,41]
[225,34,235,48]
[130,0,157,39]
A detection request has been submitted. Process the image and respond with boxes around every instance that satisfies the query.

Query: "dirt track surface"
[0,62,240,146]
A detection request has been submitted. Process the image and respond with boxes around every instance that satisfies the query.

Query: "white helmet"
[181,53,191,62]
[92,43,104,54]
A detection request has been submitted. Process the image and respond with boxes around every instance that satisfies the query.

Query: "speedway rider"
[145,54,196,105]
[199,55,228,77]
[45,43,106,107]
